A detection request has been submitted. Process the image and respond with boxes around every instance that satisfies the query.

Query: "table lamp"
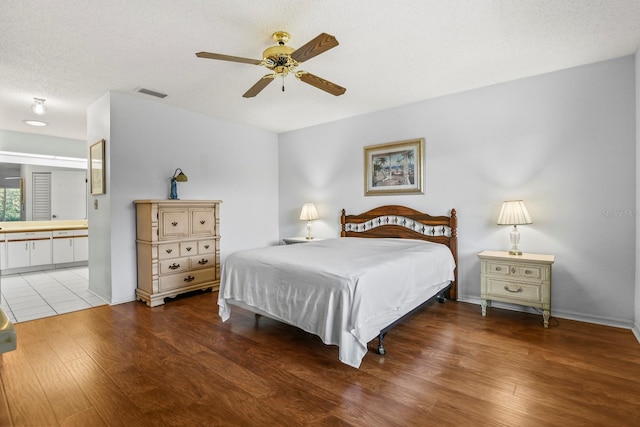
[497,200,532,255]
[169,168,188,199]
[299,203,319,239]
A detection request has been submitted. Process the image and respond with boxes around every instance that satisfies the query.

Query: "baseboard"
[459,296,635,330]
[1,261,88,276]
[109,295,137,306]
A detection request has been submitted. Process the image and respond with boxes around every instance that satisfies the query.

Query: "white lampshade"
[497,200,532,225]
[299,203,319,221]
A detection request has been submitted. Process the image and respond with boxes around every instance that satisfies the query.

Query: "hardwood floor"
[1,291,639,426]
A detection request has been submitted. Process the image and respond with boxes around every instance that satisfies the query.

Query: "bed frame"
[340,205,458,355]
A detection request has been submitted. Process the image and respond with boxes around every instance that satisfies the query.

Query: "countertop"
[0,220,88,233]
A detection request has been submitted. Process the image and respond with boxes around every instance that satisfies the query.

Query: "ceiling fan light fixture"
[31,98,47,115]
[263,45,295,60]
[196,30,345,98]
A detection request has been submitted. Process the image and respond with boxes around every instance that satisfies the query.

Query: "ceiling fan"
[196,31,346,98]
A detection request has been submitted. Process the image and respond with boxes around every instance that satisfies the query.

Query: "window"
[0,187,22,221]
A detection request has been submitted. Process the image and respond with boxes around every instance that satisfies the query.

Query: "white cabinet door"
[53,238,74,264]
[30,239,52,266]
[73,236,88,262]
[7,241,30,269]
[0,234,6,271]
[7,232,53,268]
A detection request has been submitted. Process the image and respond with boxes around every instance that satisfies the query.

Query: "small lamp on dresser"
[169,168,188,200]
[497,200,532,255]
[299,203,319,240]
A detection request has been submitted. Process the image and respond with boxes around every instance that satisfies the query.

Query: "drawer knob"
[171,222,178,226]
[168,263,180,270]
[495,267,502,271]
[504,285,523,293]
[166,248,173,253]
[200,220,205,224]
[186,247,192,252]
[204,244,210,249]
[184,275,195,282]
[525,270,532,274]
[198,259,208,265]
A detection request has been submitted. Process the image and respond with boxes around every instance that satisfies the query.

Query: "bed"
[218,205,458,368]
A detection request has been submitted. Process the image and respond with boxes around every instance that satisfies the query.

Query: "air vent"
[136,88,168,98]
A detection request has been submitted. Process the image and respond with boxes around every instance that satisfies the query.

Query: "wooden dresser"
[134,200,221,307]
[478,250,554,327]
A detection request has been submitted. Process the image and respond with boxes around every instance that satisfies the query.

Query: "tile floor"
[0,267,106,323]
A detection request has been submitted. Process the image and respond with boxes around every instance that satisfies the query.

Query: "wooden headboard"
[340,205,458,300]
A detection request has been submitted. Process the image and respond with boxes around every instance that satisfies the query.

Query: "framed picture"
[364,138,424,196]
[90,139,105,195]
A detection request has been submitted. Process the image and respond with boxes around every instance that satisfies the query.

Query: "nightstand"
[478,250,555,327]
[282,237,324,245]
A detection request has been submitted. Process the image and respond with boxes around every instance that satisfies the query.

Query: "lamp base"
[169,179,178,199]
[508,225,523,256]
[305,221,314,240]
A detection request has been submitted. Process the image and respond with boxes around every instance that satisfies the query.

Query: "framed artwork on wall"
[90,139,106,195]
[364,138,424,196]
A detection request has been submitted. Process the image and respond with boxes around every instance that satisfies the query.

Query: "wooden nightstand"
[478,250,555,327]
[282,237,324,245]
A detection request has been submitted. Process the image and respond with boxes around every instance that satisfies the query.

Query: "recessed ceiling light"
[23,119,48,127]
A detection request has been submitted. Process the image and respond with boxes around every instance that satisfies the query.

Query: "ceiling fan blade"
[290,33,339,63]
[297,72,346,96]
[196,52,262,65]
[243,75,275,98]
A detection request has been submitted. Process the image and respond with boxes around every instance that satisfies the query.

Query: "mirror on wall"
[0,162,87,222]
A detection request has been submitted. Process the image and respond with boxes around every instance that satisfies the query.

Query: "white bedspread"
[218,237,455,368]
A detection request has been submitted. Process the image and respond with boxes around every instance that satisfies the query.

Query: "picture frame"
[364,138,424,196]
[90,139,106,195]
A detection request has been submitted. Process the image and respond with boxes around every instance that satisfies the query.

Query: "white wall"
[87,91,279,304]
[279,56,636,327]
[0,129,85,158]
[635,47,640,341]
[87,93,112,302]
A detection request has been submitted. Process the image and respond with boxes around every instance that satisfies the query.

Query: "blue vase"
[170,178,178,199]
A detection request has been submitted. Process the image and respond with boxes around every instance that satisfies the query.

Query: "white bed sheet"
[218,237,456,368]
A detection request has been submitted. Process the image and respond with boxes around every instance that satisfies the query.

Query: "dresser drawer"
[484,261,545,281]
[513,265,544,280]
[198,239,216,254]
[190,254,214,270]
[485,278,542,304]
[158,243,180,260]
[159,258,188,275]
[159,268,216,292]
[180,241,197,257]
[159,209,189,240]
[191,208,216,236]
[486,261,510,275]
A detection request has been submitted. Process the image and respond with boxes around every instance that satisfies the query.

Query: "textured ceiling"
[1,0,640,141]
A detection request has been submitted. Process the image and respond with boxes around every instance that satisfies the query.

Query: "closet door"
[32,172,51,221]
